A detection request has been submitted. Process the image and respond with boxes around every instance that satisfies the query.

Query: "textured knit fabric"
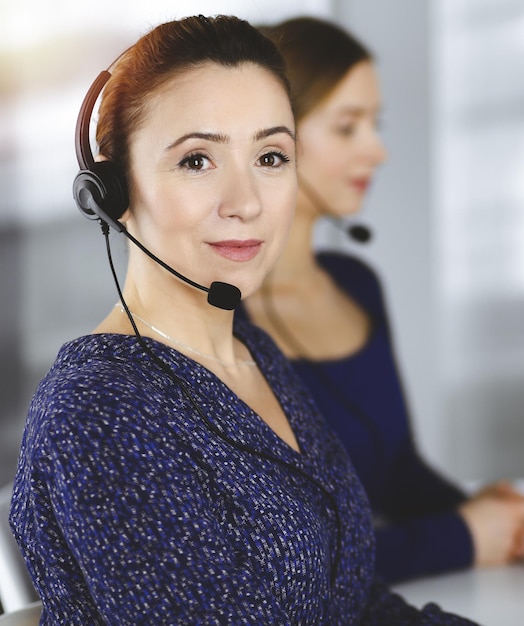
[237,252,474,583]
[10,319,477,624]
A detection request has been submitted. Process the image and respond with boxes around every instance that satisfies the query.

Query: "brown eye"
[335,125,356,137]
[189,156,204,169]
[261,153,276,166]
[258,151,290,168]
[185,156,204,169]
[179,153,211,171]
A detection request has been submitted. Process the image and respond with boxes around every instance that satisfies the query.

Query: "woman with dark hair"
[240,15,524,583]
[10,14,480,624]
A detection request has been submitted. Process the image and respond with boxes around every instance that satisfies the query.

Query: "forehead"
[138,62,294,135]
[320,61,381,113]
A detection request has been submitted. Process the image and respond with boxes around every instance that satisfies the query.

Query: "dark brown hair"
[97,14,290,175]
[259,16,372,122]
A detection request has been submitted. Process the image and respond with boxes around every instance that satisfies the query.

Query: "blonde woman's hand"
[458,481,524,567]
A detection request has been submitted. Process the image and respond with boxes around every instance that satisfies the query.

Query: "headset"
[72,64,128,233]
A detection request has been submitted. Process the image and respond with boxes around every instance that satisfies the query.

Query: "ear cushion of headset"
[73,161,129,221]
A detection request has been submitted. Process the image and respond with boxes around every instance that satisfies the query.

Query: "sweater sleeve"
[381,439,467,520]
[375,442,474,583]
[360,579,479,625]
[41,415,291,625]
[374,511,473,583]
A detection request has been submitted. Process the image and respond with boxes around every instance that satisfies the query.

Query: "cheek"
[276,193,297,250]
[132,175,204,232]
[299,134,342,183]
[272,177,297,226]
[276,207,295,244]
[257,183,295,256]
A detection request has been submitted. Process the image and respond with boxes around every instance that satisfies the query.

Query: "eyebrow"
[165,125,295,152]
[254,125,296,142]
[335,105,382,116]
[165,132,228,151]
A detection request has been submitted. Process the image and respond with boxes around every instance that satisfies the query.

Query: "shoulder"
[38,334,159,400]
[317,251,381,289]
[19,334,207,491]
[27,334,174,441]
[317,251,386,314]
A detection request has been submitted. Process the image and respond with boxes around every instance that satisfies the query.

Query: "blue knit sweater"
[10,319,476,623]
[238,252,473,583]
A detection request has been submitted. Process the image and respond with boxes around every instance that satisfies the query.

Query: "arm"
[374,429,475,583]
[374,511,473,583]
[380,442,467,520]
[378,447,524,580]
[44,415,291,625]
[360,579,479,625]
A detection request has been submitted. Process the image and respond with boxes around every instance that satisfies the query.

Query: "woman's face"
[297,60,386,218]
[124,62,296,301]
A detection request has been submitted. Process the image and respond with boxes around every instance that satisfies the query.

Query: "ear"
[89,154,129,225]
[120,207,132,223]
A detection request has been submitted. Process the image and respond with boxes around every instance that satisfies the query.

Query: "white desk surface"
[392,564,524,625]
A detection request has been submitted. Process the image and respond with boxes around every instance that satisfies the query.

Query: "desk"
[392,565,524,625]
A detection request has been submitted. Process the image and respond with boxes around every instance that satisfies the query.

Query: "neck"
[119,255,240,366]
[116,304,255,368]
[268,187,320,283]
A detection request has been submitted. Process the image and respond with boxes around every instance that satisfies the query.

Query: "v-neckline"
[139,330,306,461]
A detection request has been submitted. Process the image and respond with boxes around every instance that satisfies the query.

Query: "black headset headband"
[72,54,129,229]
[75,70,112,171]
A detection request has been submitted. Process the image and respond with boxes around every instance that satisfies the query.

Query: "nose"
[217,166,263,221]
[359,122,387,167]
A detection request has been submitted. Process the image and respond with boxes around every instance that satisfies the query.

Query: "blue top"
[237,252,473,583]
[10,320,476,624]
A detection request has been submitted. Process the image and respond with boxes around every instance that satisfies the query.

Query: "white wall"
[433,0,524,480]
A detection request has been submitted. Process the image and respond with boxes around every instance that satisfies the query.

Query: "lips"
[350,177,370,193]
[208,239,263,262]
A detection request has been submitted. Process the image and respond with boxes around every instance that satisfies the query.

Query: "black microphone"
[84,195,241,311]
[297,175,372,244]
[327,217,373,243]
[348,223,372,243]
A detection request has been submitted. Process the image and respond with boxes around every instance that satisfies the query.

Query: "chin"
[336,200,363,218]
[317,191,361,218]
[326,208,360,221]
[237,281,261,302]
